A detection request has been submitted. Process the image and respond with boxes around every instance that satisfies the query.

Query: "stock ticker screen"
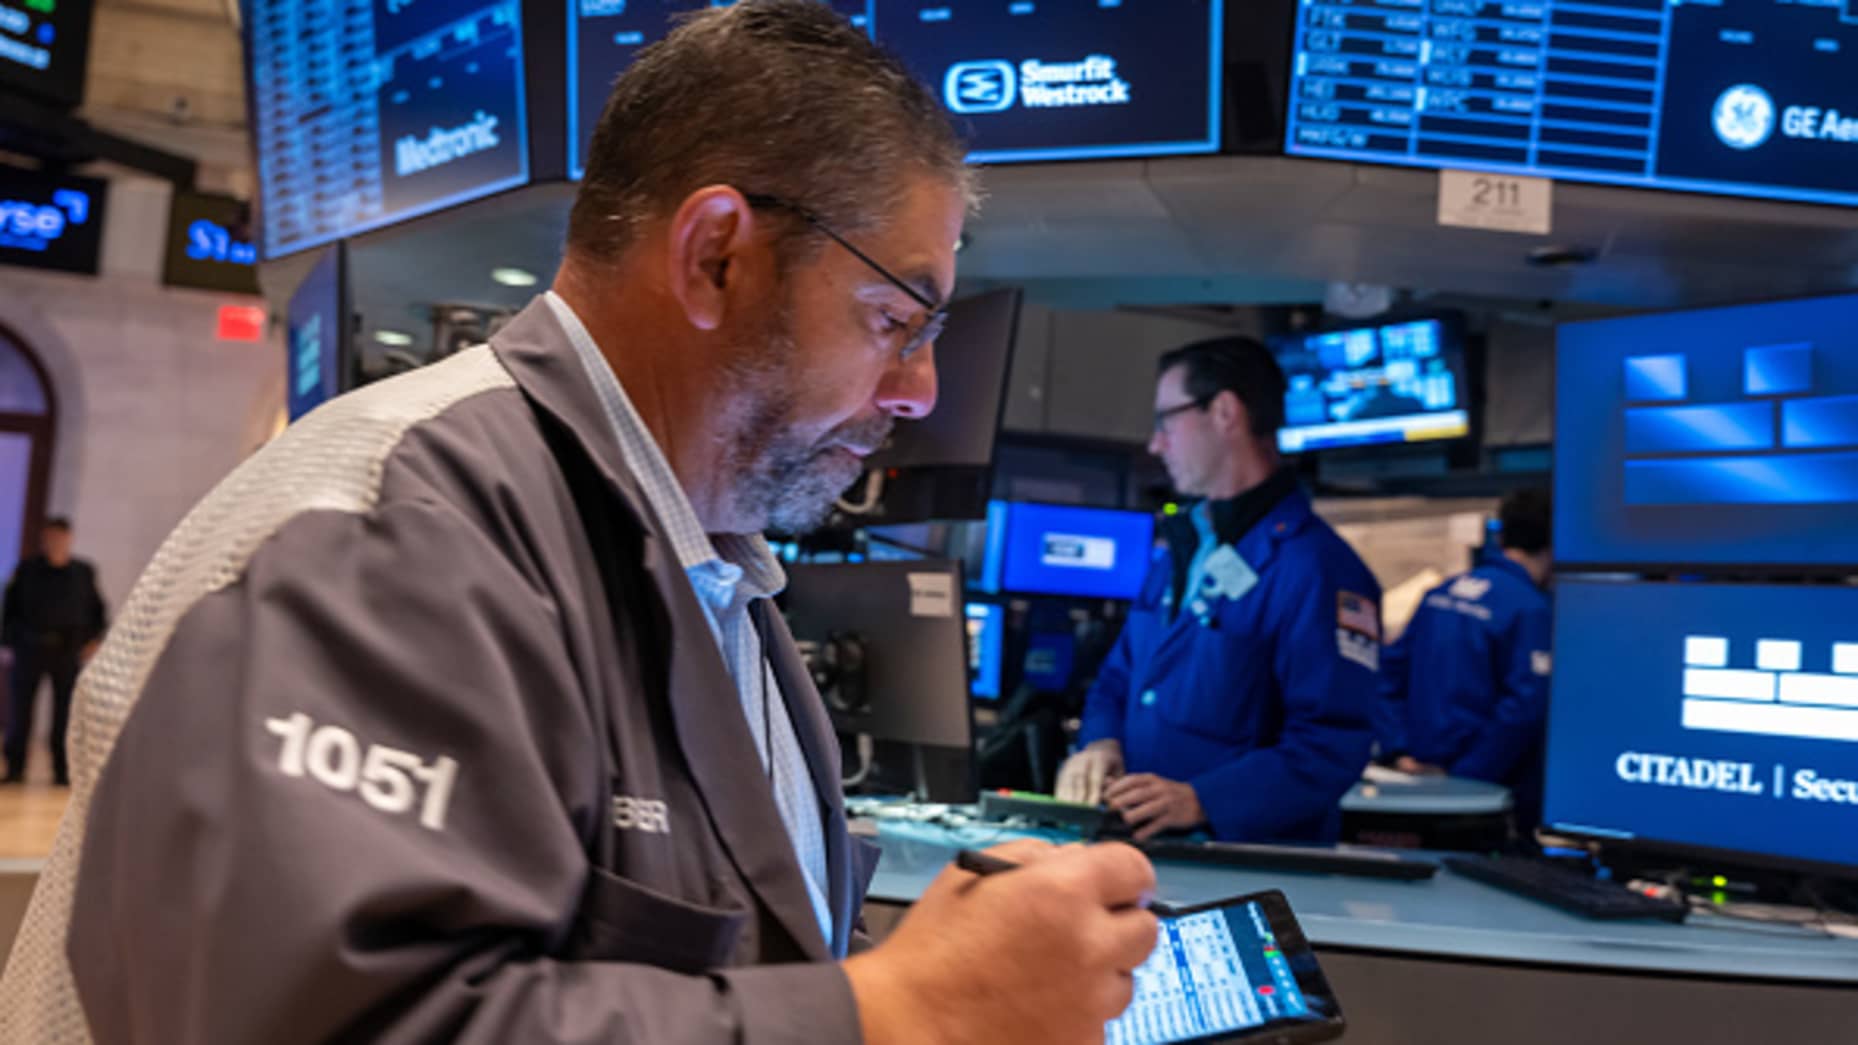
[1285,0,1858,209]
[246,0,531,258]
[569,0,1220,174]
[0,0,93,108]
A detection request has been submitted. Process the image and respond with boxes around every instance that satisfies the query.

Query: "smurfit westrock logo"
[394,111,502,177]
[944,55,1132,115]
[945,61,1016,114]
[1713,84,1775,151]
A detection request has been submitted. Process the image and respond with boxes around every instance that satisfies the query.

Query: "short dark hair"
[1498,488,1552,553]
[1156,337,1288,437]
[43,517,70,533]
[566,0,975,264]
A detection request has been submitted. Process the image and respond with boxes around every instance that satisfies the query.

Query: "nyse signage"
[0,165,106,275]
[163,191,260,295]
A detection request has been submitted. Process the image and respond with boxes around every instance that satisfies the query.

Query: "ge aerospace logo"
[945,61,1016,114]
[1713,84,1775,151]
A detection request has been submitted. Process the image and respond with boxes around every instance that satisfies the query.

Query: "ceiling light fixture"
[491,266,539,287]
[374,329,415,347]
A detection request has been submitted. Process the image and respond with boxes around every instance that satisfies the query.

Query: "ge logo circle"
[1713,84,1775,151]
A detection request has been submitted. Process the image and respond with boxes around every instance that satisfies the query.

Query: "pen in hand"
[955,849,1175,914]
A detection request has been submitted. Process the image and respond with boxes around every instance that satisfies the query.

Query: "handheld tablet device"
[1108,890,1343,1045]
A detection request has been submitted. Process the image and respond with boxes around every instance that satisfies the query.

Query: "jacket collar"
[488,296,838,962]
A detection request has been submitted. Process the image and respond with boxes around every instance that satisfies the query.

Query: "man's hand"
[1104,774,1206,842]
[1054,739,1124,805]
[844,840,1158,1045]
[1394,756,1446,777]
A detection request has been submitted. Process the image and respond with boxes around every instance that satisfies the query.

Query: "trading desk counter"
[862,818,1858,1045]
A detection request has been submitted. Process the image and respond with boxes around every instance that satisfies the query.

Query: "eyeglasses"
[1152,395,1212,433]
[743,192,948,359]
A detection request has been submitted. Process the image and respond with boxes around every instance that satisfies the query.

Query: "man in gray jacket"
[0,3,1156,1042]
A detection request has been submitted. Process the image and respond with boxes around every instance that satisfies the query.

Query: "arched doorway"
[0,324,56,587]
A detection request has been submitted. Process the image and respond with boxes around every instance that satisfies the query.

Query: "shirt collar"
[544,291,786,599]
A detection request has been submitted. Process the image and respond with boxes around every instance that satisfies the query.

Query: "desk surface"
[865,817,1858,986]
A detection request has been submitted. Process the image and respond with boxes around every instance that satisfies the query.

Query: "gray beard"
[720,318,893,536]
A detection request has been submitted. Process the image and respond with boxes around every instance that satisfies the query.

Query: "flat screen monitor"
[286,245,347,422]
[877,0,1223,163]
[982,501,1155,600]
[781,559,973,751]
[1284,0,1858,210]
[244,0,531,258]
[0,0,92,108]
[966,601,1004,700]
[569,0,873,179]
[1545,579,1858,877]
[1271,317,1470,454]
[1555,291,1858,570]
[869,287,1021,471]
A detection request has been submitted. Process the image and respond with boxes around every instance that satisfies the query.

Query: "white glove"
[1054,740,1125,805]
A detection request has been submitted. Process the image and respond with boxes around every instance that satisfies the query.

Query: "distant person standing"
[2,518,107,785]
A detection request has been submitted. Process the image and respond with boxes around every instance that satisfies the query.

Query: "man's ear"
[664,186,756,332]
[1211,389,1247,435]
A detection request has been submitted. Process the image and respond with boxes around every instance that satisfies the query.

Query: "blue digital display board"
[879,0,1222,164]
[1555,292,1858,569]
[286,246,346,422]
[0,0,94,108]
[568,0,873,180]
[569,0,1219,176]
[163,191,260,295]
[1546,580,1858,873]
[246,0,531,258]
[0,165,105,276]
[965,601,1004,699]
[1271,317,1470,454]
[982,501,1155,600]
[1285,0,1858,210]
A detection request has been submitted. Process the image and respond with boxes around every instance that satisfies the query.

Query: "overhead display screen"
[569,1,873,180]
[1285,0,1858,210]
[569,0,1219,175]
[1271,317,1470,454]
[878,0,1222,164]
[246,0,531,259]
[0,165,106,276]
[0,0,94,108]
[1555,291,1858,570]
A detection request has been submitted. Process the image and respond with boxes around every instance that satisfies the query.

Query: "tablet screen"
[1107,899,1329,1045]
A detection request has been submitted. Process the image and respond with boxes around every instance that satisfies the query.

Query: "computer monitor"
[1555,291,1858,570]
[869,287,1022,472]
[966,601,1004,702]
[285,245,348,422]
[980,501,1156,600]
[1544,578,1858,878]
[781,558,973,761]
[1270,317,1471,454]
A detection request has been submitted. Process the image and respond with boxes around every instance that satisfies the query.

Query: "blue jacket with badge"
[1077,473,1381,843]
[1376,556,1551,790]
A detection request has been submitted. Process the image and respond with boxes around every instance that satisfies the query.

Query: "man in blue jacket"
[1055,338,1381,843]
[1377,488,1553,825]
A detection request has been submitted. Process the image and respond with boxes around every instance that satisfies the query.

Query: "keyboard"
[1140,839,1438,880]
[1444,855,1689,922]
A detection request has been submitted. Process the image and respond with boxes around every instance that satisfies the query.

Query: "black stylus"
[954,849,1176,914]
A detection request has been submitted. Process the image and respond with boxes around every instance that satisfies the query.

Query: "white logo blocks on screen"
[1680,634,1858,744]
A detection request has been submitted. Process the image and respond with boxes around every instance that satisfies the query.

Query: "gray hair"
[566,0,978,264]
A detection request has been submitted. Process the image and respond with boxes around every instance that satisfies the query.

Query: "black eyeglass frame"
[743,192,948,358]
[1152,394,1214,433]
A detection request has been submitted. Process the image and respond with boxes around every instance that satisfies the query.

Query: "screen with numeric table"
[1284,0,1858,209]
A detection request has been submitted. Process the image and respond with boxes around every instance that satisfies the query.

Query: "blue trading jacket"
[1376,556,1552,789]
[1077,483,1381,843]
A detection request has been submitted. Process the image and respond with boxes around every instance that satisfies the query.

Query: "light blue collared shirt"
[545,292,836,953]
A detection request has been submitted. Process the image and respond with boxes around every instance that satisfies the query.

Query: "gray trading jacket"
[0,297,878,1043]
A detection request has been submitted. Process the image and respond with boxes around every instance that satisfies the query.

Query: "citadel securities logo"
[943,55,1133,115]
[1713,84,1775,151]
